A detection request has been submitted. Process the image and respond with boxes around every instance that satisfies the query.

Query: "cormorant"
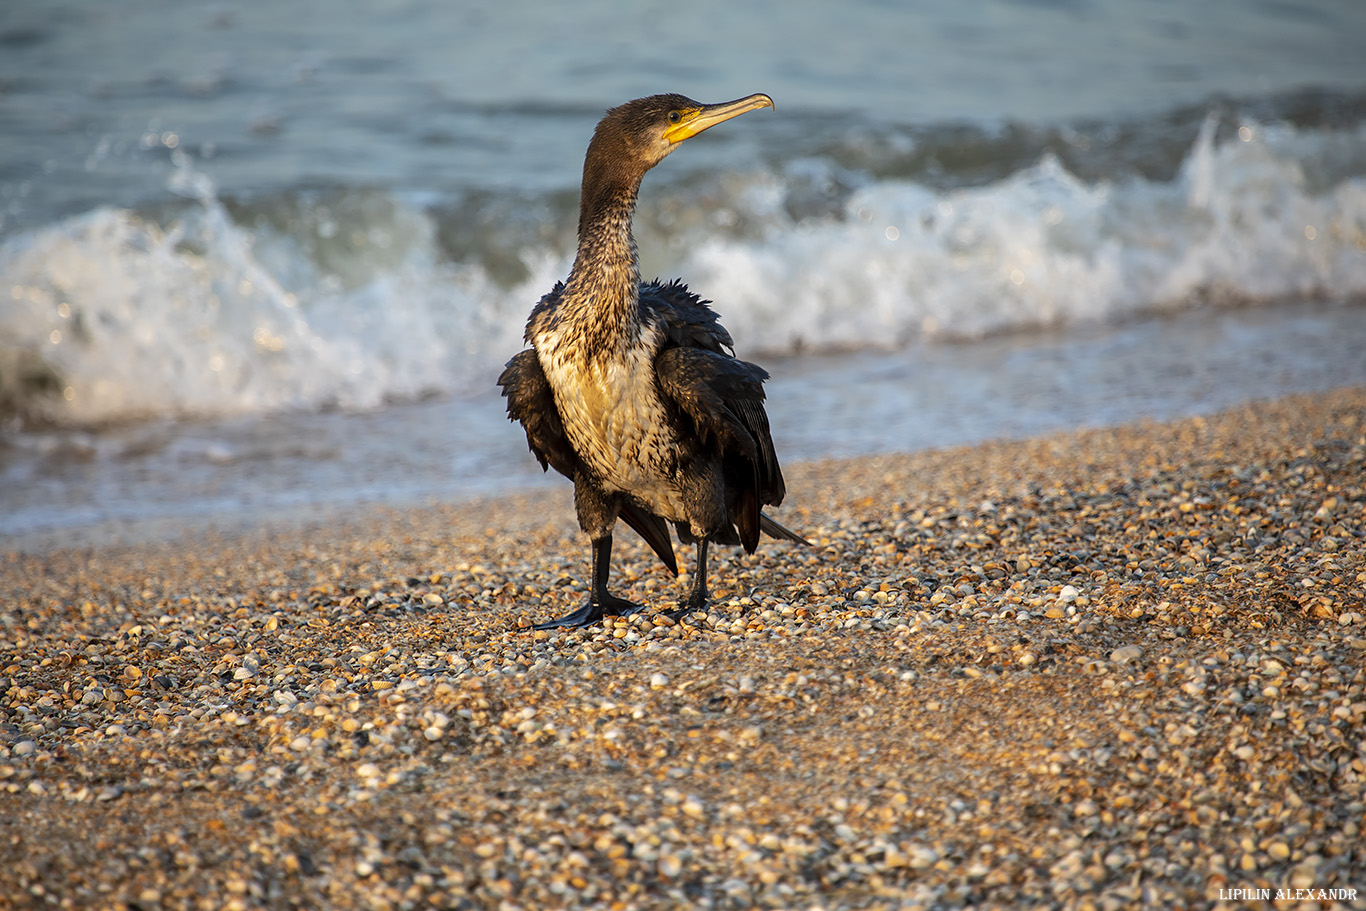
[498,93,805,629]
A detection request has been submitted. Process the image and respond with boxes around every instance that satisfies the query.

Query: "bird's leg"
[534,534,643,629]
[586,533,646,617]
[664,538,710,622]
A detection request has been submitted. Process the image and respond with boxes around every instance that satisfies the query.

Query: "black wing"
[645,278,804,551]
[640,279,735,354]
[654,345,791,553]
[497,348,678,575]
[497,348,577,478]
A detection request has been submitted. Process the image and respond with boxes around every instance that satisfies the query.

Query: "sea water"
[2,0,1365,546]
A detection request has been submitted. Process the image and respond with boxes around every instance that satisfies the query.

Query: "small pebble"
[1,389,1361,911]
[1110,645,1143,665]
[907,845,940,869]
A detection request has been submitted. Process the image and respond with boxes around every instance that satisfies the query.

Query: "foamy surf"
[1,175,545,425]
[688,116,1366,350]
[2,110,1364,428]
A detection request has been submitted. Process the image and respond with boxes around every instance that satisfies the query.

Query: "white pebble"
[907,844,939,869]
[1110,645,1143,665]
[650,673,669,689]
[658,853,683,877]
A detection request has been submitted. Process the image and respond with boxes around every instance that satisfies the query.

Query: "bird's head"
[585,93,774,183]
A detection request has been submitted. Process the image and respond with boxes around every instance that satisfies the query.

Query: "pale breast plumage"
[534,322,687,520]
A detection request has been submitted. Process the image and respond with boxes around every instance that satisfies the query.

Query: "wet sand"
[3,388,1364,910]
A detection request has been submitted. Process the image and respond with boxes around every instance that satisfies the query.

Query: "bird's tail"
[620,503,679,576]
[760,512,808,546]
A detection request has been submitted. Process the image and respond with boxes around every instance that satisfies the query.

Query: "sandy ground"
[2,388,1364,910]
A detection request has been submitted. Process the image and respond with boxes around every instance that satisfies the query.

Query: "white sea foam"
[1,169,549,425]
[685,116,1366,353]
[2,118,1363,426]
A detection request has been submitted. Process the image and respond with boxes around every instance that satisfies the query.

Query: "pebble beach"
[3,387,1364,910]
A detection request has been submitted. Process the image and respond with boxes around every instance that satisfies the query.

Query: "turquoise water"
[1,0,1365,545]
[4,0,1364,231]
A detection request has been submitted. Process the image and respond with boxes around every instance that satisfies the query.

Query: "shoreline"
[6,296,1366,558]
[3,388,1364,909]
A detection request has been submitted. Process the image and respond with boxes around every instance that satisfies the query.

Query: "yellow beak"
[662,93,774,144]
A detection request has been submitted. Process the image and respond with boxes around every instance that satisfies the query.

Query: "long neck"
[560,161,644,353]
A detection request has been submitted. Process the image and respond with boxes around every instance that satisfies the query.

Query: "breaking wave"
[3,109,1364,427]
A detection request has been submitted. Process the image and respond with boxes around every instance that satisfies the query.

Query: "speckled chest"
[533,320,687,519]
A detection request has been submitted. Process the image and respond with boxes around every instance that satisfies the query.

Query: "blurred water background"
[2,0,1365,547]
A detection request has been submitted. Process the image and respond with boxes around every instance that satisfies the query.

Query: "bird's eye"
[667,111,682,124]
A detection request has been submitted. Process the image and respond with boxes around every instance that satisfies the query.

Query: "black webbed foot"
[661,593,708,624]
[534,593,643,630]
[533,534,646,630]
[663,538,711,623]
